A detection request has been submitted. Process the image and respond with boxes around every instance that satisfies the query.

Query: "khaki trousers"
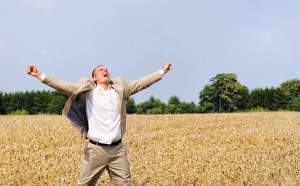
[77,142,131,186]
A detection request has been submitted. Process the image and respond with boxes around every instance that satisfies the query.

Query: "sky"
[1,0,299,104]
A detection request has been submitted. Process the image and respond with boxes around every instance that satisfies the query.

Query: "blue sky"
[1,0,299,104]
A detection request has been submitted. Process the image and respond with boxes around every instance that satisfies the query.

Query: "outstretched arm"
[26,65,83,96]
[127,61,172,95]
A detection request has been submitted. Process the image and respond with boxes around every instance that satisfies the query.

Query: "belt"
[89,139,122,147]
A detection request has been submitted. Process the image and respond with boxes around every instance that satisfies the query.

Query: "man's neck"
[98,83,110,90]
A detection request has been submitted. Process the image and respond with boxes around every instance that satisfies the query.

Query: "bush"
[288,97,300,111]
[9,109,29,115]
[250,107,268,112]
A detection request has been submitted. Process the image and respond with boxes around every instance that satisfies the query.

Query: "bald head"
[92,65,111,86]
[92,65,104,79]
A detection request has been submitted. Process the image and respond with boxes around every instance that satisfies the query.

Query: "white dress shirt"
[85,85,121,144]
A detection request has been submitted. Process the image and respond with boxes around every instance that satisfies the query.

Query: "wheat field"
[0,112,299,186]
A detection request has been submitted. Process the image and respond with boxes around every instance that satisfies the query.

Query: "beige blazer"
[42,71,163,138]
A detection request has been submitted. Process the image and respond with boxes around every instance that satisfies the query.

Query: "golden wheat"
[0,112,299,185]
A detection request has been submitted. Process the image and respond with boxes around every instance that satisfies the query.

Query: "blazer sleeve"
[127,71,163,96]
[42,75,91,96]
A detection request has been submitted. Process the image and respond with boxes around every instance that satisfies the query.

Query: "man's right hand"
[27,65,42,78]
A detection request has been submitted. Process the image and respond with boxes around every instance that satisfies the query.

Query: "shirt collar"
[95,84,112,91]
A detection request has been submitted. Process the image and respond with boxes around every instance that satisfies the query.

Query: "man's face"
[93,65,110,84]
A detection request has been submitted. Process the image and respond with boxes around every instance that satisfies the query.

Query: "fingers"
[163,62,172,73]
[26,65,37,75]
[27,66,32,74]
[167,63,171,70]
[27,66,33,74]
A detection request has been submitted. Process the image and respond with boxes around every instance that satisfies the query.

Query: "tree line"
[1,73,300,115]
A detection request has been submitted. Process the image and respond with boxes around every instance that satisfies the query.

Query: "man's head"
[92,65,110,85]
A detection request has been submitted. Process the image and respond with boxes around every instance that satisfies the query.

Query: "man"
[26,62,172,185]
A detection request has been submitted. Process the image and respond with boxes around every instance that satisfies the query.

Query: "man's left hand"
[163,62,172,73]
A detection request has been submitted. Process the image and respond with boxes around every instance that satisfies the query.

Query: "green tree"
[2,93,14,114]
[1,91,33,114]
[14,92,25,111]
[168,95,181,105]
[247,87,288,111]
[47,93,68,114]
[136,96,165,114]
[247,88,266,110]
[31,90,52,114]
[280,79,300,110]
[199,73,249,113]
[165,96,183,114]
[271,87,288,110]
[22,91,35,114]
[288,97,300,111]
[280,79,300,98]
[0,92,3,114]
[146,106,165,114]
[199,85,217,113]
[180,101,197,113]
[126,97,136,114]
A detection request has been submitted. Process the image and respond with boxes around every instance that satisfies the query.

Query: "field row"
[0,112,299,185]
